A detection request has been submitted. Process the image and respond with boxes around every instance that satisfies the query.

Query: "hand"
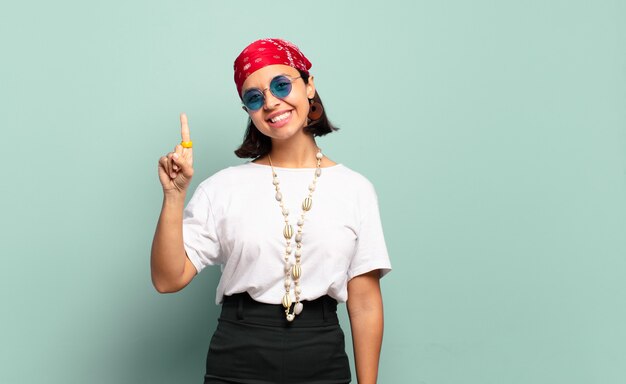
[158,113,194,193]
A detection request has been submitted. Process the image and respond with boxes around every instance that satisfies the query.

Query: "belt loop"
[237,294,244,320]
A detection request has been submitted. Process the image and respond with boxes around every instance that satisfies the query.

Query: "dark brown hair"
[234,70,338,159]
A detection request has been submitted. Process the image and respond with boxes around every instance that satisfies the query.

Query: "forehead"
[241,64,300,92]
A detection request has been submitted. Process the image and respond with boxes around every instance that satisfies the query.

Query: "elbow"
[153,284,177,294]
[151,276,183,294]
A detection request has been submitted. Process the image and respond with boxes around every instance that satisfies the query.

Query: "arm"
[151,192,197,293]
[347,270,384,384]
[150,113,197,293]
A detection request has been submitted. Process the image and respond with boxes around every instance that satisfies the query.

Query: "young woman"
[151,38,391,384]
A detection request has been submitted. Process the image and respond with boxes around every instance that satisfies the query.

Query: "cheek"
[285,92,309,112]
[248,112,266,129]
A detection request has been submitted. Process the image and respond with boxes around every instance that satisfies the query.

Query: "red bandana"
[233,38,312,98]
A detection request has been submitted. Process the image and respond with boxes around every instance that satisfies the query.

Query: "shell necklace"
[268,149,323,321]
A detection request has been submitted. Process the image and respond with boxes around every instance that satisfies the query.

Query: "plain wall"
[1,0,624,383]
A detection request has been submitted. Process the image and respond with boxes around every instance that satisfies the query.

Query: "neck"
[266,134,320,168]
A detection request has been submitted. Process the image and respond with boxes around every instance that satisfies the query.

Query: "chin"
[264,130,299,142]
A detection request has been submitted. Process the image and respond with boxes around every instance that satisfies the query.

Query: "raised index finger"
[180,113,191,142]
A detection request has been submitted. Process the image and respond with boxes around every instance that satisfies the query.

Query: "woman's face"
[241,64,315,142]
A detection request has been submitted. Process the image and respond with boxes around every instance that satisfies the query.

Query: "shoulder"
[329,164,378,194]
[195,162,262,194]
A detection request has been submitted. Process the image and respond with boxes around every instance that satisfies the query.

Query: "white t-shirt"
[183,161,391,305]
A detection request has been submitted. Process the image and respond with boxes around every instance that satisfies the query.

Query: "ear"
[306,75,316,99]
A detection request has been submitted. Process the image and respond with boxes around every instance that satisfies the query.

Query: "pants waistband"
[220,292,339,327]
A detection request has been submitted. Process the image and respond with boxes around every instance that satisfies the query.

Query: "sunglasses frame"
[242,75,302,111]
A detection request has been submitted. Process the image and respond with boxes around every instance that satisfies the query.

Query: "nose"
[263,89,281,110]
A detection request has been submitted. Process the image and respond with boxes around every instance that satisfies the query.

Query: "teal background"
[1,0,624,383]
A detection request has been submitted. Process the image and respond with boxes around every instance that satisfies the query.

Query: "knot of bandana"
[233,38,312,98]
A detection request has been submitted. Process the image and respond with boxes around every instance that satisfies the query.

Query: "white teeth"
[270,111,290,123]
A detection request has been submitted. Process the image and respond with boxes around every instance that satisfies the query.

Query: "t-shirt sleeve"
[182,184,223,273]
[347,181,392,280]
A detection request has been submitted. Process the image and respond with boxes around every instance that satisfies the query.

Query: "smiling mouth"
[268,111,292,123]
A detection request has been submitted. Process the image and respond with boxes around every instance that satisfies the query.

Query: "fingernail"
[173,153,179,159]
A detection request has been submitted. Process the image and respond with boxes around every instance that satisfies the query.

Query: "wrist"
[162,189,187,205]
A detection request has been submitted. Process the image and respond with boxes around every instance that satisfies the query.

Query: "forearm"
[150,192,188,292]
[350,303,383,383]
[347,272,384,384]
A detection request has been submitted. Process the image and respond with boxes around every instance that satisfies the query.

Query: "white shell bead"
[294,302,303,315]
[286,313,295,322]
[282,208,289,216]
[273,177,279,185]
[286,246,292,254]
[309,183,315,192]
[295,233,302,243]
[297,218,304,226]
[295,248,302,257]
[275,192,282,201]
[295,286,302,295]
[315,168,322,177]
[284,278,292,288]
[316,152,323,159]
[282,294,292,309]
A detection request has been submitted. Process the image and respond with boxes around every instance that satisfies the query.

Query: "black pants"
[204,293,351,384]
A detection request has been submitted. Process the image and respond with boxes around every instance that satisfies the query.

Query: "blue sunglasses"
[242,75,302,111]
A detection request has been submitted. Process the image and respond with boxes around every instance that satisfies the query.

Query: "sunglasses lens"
[243,76,296,111]
[270,76,293,99]
[243,90,263,111]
